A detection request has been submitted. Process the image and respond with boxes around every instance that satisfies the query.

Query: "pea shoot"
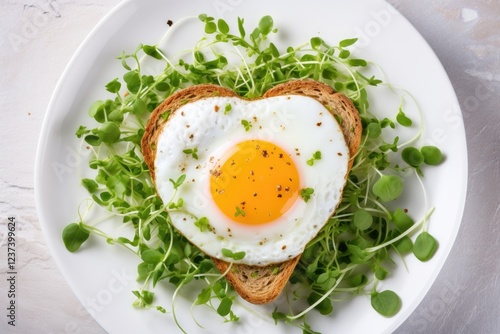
[62,13,443,334]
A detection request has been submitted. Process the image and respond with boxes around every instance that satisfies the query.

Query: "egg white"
[154,95,349,265]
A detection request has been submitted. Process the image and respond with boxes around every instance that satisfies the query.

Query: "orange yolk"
[210,140,300,225]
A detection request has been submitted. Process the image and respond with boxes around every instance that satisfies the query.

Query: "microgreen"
[168,197,184,210]
[182,147,199,160]
[372,175,403,202]
[421,146,443,165]
[396,108,412,127]
[402,147,424,168]
[241,119,252,131]
[413,232,438,261]
[142,44,163,60]
[371,290,401,317]
[395,236,413,254]
[221,248,246,261]
[105,78,121,93]
[339,38,358,48]
[367,122,382,139]
[306,151,322,166]
[353,210,373,231]
[300,188,315,202]
[379,136,399,152]
[217,297,233,316]
[98,122,121,144]
[393,208,414,232]
[63,13,442,333]
[194,217,211,232]
[234,206,246,217]
[224,103,232,114]
[62,222,90,252]
[169,174,186,190]
[81,178,98,193]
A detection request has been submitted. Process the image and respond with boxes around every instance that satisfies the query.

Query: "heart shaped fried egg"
[154,95,349,265]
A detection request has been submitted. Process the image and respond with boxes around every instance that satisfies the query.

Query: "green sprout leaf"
[339,49,350,59]
[353,210,373,231]
[81,178,99,194]
[143,45,163,60]
[395,236,413,254]
[123,70,141,94]
[380,136,399,152]
[169,174,186,190]
[241,119,252,131]
[307,291,333,315]
[402,147,424,168]
[272,308,287,325]
[105,78,121,93]
[307,150,322,166]
[371,290,401,317]
[234,206,246,217]
[413,232,438,261]
[195,286,212,305]
[98,122,121,144]
[396,109,412,126]
[393,208,414,232]
[75,125,90,138]
[217,297,233,316]
[62,223,90,252]
[224,103,232,114]
[194,217,211,232]
[339,38,358,47]
[237,17,246,38]
[221,248,246,261]
[205,21,217,34]
[300,188,315,202]
[141,249,163,264]
[258,15,274,36]
[183,147,199,159]
[372,175,403,202]
[367,122,382,139]
[217,19,230,34]
[168,197,184,210]
[421,146,444,165]
[348,59,367,67]
[310,37,323,50]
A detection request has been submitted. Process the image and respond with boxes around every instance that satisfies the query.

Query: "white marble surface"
[0,0,498,333]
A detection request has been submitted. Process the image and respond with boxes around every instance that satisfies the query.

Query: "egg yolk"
[210,139,300,225]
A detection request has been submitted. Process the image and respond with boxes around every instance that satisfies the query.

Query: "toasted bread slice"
[141,80,361,305]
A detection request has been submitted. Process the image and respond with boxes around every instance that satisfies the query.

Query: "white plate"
[35,0,468,333]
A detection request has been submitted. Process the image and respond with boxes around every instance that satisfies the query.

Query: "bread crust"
[141,80,362,304]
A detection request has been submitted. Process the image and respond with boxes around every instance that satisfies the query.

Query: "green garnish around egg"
[224,103,232,114]
[182,147,199,160]
[221,248,246,261]
[300,188,314,202]
[234,206,246,217]
[306,151,322,166]
[62,13,444,334]
[240,119,252,131]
